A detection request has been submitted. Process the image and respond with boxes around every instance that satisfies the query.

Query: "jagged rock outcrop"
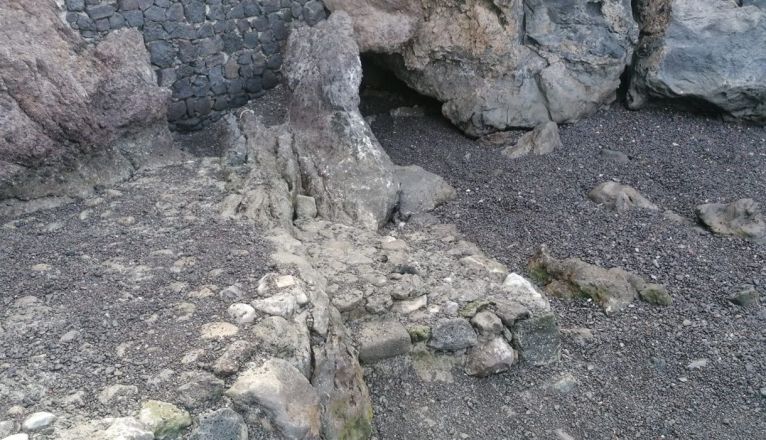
[0,0,177,201]
[325,0,639,136]
[696,198,766,243]
[530,246,671,315]
[628,0,766,123]
[221,12,398,230]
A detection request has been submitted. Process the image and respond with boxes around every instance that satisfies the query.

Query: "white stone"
[502,273,551,312]
[251,293,297,318]
[98,384,138,405]
[227,303,257,324]
[103,417,154,440]
[200,322,239,339]
[22,412,56,432]
[225,359,321,439]
[3,434,29,440]
[391,295,427,314]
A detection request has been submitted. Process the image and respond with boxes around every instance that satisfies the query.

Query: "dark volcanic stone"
[87,4,115,20]
[147,40,176,68]
[184,0,206,23]
[123,10,144,27]
[188,408,247,440]
[167,100,188,121]
[66,0,86,12]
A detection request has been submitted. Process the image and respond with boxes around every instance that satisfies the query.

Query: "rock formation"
[530,246,672,315]
[221,12,399,230]
[325,0,639,135]
[696,198,766,243]
[628,0,766,123]
[0,0,178,201]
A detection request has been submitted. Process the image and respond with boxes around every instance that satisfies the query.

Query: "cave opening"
[358,54,443,119]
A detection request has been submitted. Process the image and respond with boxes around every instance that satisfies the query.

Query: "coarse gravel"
[366,89,766,439]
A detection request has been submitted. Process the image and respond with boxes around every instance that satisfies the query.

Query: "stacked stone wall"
[63,0,327,130]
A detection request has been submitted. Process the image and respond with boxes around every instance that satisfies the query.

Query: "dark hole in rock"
[359,54,442,118]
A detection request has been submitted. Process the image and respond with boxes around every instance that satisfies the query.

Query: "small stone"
[465,337,516,377]
[501,121,562,159]
[549,373,578,393]
[687,359,709,370]
[227,303,256,324]
[391,295,427,314]
[589,181,658,212]
[139,400,192,439]
[188,408,247,440]
[212,340,254,377]
[200,322,239,339]
[357,320,412,363]
[98,384,138,405]
[0,421,16,438]
[638,283,672,306]
[407,325,431,343]
[295,195,318,219]
[458,299,492,319]
[176,371,225,410]
[729,286,761,308]
[103,417,154,440]
[220,285,244,302]
[600,149,630,163]
[251,293,296,318]
[471,311,504,336]
[512,313,561,366]
[22,412,56,432]
[2,434,28,440]
[429,318,478,351]
[60,330,81,343]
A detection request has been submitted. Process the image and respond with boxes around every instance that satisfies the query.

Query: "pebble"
[200,322,239,339]
[227,303,256,324]
[687,359,708,370]
[21,412,56,432]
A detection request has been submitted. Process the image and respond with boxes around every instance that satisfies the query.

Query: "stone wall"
[62,0,327,130]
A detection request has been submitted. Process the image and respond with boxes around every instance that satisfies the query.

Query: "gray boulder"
[502,122,563,159]
[512,313,561,366]
[221,12,398,230]
[312,313,373,440]
[529,246,671,315]
[0,0,178,201]
[464,337,517,377]
[395,165,456,217]
[696,198,766,242]
[356,320,412,363]
[428,318,478,351]
[629,0,766,123]
[325,0,638,135]
[588,181,659,212]
[226,358,321,440]
[188,409,247,440]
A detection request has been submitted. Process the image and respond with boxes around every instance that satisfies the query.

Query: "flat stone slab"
[357,320,412,363]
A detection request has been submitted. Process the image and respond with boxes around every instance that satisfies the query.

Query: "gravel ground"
[0,161,272,429]
[366,90,766,439]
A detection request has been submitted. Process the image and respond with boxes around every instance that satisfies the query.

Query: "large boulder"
[628,0,766,123]
[325,0,638,135]
[0,0,176,201]
[221,12,398,230]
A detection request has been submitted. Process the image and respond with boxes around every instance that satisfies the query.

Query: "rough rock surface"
[530,246,670,315]
[589,181,659,212]
[502,122,563,159]
[629,0,766,123]
[0,0,177,201]
[394,165,456,218]
[220,12,398,230]
[226,359,322,439]
[696,198,766,243]
[325,0,638,135]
